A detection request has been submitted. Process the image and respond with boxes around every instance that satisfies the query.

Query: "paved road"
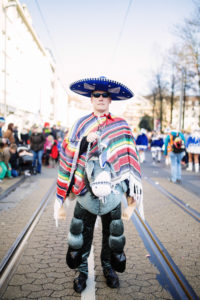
[0,154,199,299]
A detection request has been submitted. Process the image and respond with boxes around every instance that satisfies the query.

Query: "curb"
[0,176,26,201]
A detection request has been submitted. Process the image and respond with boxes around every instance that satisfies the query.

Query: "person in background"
[186,126,200,173]
[0,117,8,155]
[163,127,171,166]
[43,122,51,137]
[0,116,5,139]
[135,128,148,163]
[164,124,186,183]
[54,76,143,293]
[44,134,54,167]
[13,126,20,145]
[9,146,19,177]
[51,124,58,140]
[20,127,30,145]
[3,123,15,144]
[30,125,45,174]
[17,146,33,176]
[150,131,164,163]
[57,137,62,152]
[0,143,18,179]
[50,140,59,167]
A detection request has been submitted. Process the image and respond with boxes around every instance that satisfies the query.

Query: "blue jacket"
[151,137,164,148]
[136,133,148,146]
[186,135,200,148]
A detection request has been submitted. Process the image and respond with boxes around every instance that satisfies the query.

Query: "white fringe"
[111,172,144,220]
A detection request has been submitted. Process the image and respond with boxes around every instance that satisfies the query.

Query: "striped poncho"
[57,113,143,216]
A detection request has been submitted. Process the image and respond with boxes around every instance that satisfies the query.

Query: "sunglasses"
[92,92,110,98]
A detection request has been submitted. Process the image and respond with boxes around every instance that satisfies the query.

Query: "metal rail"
[131,209,198,300]
[0,176,26,201]
[122,192,199,300]
[144,176,200,222]
[0,180,56,290]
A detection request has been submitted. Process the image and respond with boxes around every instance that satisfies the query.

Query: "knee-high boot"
[66,216,84,269]
[109,206,126,273]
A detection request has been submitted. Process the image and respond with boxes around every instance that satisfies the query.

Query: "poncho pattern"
[57,113,143,217]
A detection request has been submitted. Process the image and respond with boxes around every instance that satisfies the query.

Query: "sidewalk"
[0,176,26,199]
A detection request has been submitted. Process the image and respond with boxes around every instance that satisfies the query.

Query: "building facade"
[0,0,68,131]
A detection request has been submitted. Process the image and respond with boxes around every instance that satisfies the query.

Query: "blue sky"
[21,0,196,95]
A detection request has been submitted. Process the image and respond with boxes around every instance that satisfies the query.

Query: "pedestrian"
[0,117,8,153]
[186,126,200,173]
[0,116,5,139]
[164,124,186,183]
[150,131,164,163]
[3,123,15,144]
[0,143,18,179]
[43,122,51,137]
[51,124,58,140]
[30,125,45,174]
[163,127,171,166]
[54,76,143,293]
[50,140,59,167]
[17,146,33,176]
[13,126,20,145]
[20,127,30,145]
[44,134,54,166]
[135,128,148,163]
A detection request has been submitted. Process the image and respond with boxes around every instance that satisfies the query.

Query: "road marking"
[81,216,99,299]
[81,245,96,300]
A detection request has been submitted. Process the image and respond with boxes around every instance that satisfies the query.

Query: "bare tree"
[175,0,200,125]
[152,87,157,127]
[155,71,168,131]
[165,46,180,124]
[147,66,168,131]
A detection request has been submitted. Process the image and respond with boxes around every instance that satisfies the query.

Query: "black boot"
[111,251,126,273]
[73,272,88,293]
[103,268,119,288]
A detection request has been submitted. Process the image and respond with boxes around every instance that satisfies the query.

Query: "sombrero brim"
[69,77,134,100]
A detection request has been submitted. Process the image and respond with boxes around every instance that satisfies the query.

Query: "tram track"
[0,176,26,202]
[0,171,199,299]
[126,203,199,300]
[144,176,200,223]
[0,181,56,294]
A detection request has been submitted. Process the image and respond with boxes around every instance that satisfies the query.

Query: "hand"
[86,132,99,143]
[53,199,66,227]
[122,196,136,221]
[127,196,136,207]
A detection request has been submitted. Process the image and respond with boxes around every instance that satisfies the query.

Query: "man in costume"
[54,76,143,293]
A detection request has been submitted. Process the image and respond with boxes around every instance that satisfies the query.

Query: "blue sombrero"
[69,76,134,100]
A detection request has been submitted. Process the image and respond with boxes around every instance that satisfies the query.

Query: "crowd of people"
[0,117,67,182]
[135,125,200,183]
[0,113,199,186]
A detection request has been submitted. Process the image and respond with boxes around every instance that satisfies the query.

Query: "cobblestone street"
[0,157,199,299]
